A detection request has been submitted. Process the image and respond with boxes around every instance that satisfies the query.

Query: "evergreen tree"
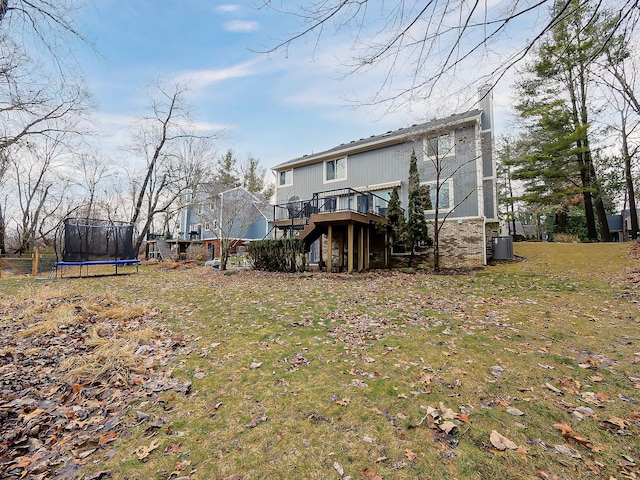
[215,149,241,189]
[406,149,430,265]
[240,155,275,200]
[385,186,406,249]
[512,0,616,241]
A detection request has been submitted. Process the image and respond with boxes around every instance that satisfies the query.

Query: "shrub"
[553,233,581,243]
[186,244,209,262]
[247,238,307,272]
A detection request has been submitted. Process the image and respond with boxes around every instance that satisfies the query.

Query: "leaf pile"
[0,290,191,479]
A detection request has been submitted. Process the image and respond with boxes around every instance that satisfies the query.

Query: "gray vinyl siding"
[276,123,484,220]
[423,125,479,219]
[276,140,421,203]
[483,179,495,219]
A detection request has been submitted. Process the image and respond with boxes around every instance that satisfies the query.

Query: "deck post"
[327,226,333,272]
[347,223,354,273]
[364,226,370,271]
[384,231,389,267]
[358,226,364,271]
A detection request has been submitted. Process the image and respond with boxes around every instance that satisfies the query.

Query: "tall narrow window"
[325,157,346,182]
[279,169,293,187]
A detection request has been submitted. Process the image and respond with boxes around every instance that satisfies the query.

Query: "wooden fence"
[0,250,57,277]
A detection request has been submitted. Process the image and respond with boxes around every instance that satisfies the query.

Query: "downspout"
[483,218,488,266]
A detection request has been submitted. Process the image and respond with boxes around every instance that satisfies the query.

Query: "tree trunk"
[0,204,5,254]
[577,154,598,241]
[585,147,611,242]
[622,116,639,239]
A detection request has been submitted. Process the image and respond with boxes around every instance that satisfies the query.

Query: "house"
[607,209,639,242]
[271,88,499,271]
[171,184,271,260]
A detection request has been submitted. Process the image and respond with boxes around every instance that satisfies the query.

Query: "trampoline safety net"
[61,218,136,262]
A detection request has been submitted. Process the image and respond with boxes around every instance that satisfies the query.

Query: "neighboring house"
[500,221,541,240]
[607,209,639,242]
[171,184,271,260]
[271,88,499,271]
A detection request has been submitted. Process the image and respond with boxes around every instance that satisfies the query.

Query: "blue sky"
[77,1,519,172]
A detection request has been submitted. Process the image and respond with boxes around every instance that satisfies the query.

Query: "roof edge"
[273,109,482,171]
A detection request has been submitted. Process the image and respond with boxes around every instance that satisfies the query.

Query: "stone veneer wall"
[427,217,486,268]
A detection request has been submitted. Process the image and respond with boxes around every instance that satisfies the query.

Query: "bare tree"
[0,0,94,149]
[597,41,640,239]
[7,135,74,252]
[260,1,638,110]
[200,186,265,270]
[128,82,219,255]
[0,0,92,78]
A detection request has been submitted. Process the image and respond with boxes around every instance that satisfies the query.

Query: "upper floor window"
[279,169,293,187]
[325,157,346,183]
[426,133,453,159]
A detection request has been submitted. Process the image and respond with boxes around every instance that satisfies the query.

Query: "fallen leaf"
[405,449,418,462]
[170,459,190,476]
[133,440,160,461]
[98,431,118,447]
[537,471,567,480]
[584,460,602,474]
[506,406,524,416]
[163,443,181,455]
[545,382,563,394]
[553,423,593,449]
[336,397,350,406]
[455,413,471,424]
[333,461,344,476]
[490,430,518,450]
[19,408,44,422]
[554,444,581,458]
[439,421,457,434]
[244,412,267,428]
[362,467,383,480]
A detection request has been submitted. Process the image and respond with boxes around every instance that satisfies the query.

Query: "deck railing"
[273,187,391,224]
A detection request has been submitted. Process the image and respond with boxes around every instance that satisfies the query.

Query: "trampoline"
[52,218,140,278]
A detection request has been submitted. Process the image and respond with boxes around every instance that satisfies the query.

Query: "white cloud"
[174,59,262,89]
[215,5,240,13]
[224,20,259,33]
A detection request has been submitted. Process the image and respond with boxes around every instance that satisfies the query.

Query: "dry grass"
[1,243,639,480]
[60,336,143,385]
[18,303,83,337]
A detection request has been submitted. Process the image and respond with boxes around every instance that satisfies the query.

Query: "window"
[324,157,346,182]
[197,203,203,214]
[204,222,210,231]
[426,134,453,158]
[279,169,293,187]
[421,181,453,212]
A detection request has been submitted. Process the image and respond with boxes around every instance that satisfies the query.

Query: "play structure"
[52,218,140,278]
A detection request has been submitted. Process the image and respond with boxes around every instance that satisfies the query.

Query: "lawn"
[1,242,639,480]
